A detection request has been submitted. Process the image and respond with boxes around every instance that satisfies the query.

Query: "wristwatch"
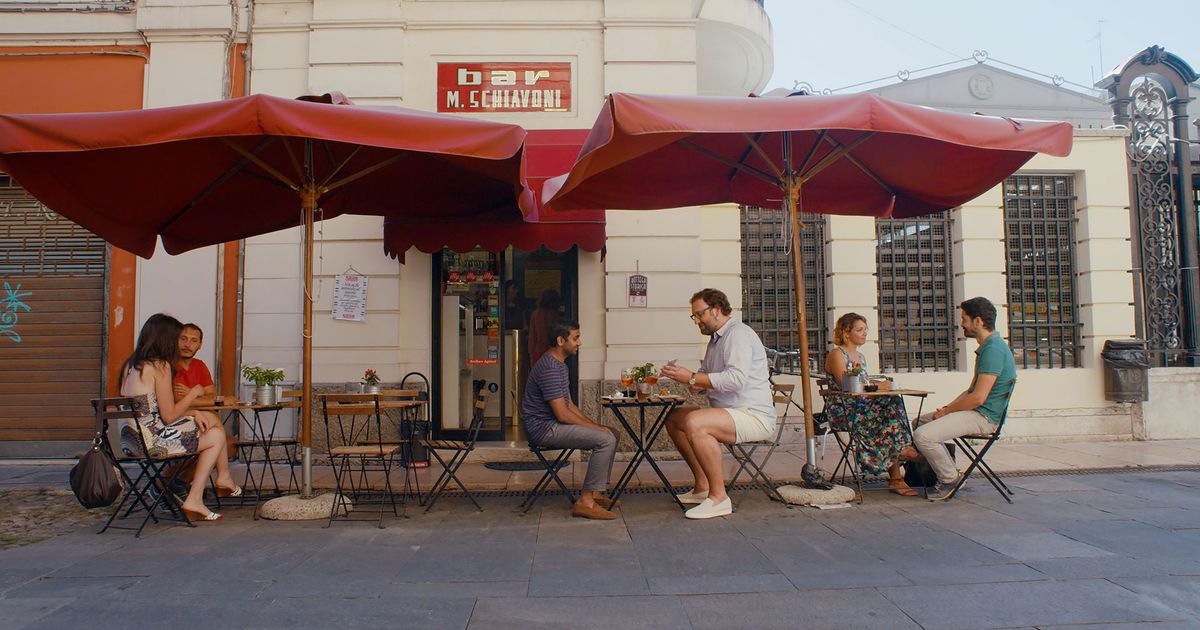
[688,372,698,387]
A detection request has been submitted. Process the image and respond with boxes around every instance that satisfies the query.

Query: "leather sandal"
[182,507,222,522]
[216,484,243,498]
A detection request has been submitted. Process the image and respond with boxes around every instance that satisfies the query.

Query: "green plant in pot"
[243,364,286,405]
[362,368,381,394]
[631,362,657,400]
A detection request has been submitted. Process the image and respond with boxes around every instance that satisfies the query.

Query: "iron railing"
[876,215,957,371]
[1003,173,1081,368]
[740,206,826,369]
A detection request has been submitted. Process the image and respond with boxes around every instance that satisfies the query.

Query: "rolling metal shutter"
[0,175,107,445]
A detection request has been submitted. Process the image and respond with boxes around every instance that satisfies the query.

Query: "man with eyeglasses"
[660,288,776,519]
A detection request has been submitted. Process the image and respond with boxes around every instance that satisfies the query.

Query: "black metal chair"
[520,445,578,514]
[724,383,798,511]
[818,379,865,496]
[319,393,400,528]
[944,383,1017,503]
[419,388,490,513]
[400,372,432,467]
[92,397,197,537]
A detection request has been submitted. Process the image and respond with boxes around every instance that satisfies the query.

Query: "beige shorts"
[722,407,776,443]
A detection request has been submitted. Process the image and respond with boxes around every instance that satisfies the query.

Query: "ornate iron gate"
[1100,46,1200,366]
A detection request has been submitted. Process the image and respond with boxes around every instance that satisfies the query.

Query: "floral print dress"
[119,391,201,459]
[824,349,909,477]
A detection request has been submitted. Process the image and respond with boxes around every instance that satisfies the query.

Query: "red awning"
[383,129,605,260]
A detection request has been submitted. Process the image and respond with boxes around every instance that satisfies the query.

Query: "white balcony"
[695,0,773,96]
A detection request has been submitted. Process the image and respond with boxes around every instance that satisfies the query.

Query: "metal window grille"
[739,206,826,369]
[1003,173,1080,368]
[875,215,957,371]
[0,175,106,276]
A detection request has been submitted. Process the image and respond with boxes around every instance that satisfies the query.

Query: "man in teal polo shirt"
[908,297,1016,500]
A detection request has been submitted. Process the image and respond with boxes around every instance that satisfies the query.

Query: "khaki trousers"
[912,410,993,485]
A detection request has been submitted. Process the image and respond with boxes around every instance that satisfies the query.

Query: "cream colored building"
[1,0,1187,455]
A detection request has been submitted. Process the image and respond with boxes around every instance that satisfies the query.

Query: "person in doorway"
[521,320,619,520]
[119,313,240,522]
[526,288,561,367]
[660,288,776,519]
[174,323,216,406]
[901,297,1017,500]
[823,312,915,496]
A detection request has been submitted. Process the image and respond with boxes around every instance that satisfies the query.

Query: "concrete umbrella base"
[258,492,351,521]
[777,484,856,506]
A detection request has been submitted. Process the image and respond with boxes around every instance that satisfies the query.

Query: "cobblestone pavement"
[1,466,1198,629]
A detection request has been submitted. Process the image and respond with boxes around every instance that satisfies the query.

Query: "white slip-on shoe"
[684,496,732,520]
[676,489,709,505]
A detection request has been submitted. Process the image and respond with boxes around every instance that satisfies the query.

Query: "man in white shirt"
[660,288,776,519]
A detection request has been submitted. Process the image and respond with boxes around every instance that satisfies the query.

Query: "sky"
[764,1,1200,95]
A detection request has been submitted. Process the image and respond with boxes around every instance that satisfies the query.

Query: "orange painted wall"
[0,46,147,114]
[0,45,147,393]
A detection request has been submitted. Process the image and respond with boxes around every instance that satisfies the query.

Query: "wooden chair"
[92,397,197,537]
[419,388,490,513]
[319,393,400,528]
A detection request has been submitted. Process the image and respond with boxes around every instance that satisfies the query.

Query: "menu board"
[332,273,368,321]
[627,273,648,308]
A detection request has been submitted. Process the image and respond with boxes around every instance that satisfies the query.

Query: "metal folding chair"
[520,445,578,513]
[818,380,865,497]
[419,388,490,513]
[320,393,400,528]
[724,383,798,510]
[944,383,1017,503]
[92,397,197,537]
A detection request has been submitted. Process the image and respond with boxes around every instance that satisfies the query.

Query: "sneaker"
[926,475,963,501]
[676,488,709,505]
[684,496,732,520]
[572,502,617,520]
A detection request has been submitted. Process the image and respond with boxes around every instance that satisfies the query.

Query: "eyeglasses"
[689,306,714,321]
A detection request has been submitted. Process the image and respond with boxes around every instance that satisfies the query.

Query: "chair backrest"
[766,383,797,445]
[90,397,143,461]
[378,388,421,400]
[463,388,492,447]
[991,379,1017,437]
[319,393,382,450]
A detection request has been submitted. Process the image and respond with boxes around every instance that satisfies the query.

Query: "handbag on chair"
[70,413,124,509]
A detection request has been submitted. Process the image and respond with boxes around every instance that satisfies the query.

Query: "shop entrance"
[432,246,577,443]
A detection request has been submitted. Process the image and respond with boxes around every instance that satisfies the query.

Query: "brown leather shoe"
[572,502,617,520]
[593,496,621,509]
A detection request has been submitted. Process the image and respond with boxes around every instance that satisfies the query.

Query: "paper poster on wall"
[627,273,648,308]
[332,273,368,321]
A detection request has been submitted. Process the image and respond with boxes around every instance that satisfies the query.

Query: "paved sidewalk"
[1,466,1199,629]
[2,438,1199,494]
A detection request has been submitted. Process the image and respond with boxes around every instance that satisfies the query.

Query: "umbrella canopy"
[544,92,1072,216]
[0,92,527,258]
[543,91,1073,483]
[0,92,528,496]
[382,129,606,260]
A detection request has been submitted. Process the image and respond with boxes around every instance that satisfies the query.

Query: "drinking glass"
[620,369,634,397]
[645,370,659,387]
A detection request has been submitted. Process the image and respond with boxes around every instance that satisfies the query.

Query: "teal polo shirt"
[970,332,1017,424]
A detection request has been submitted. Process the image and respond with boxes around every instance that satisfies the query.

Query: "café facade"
[1,0,1192,456]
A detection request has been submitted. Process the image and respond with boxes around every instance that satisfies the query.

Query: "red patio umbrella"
[544,91,1073,484]
[0,92,527,495]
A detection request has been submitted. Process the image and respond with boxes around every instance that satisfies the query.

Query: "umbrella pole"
[784,173,830,489]
[301,186,315,497]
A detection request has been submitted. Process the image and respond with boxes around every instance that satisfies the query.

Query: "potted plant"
[362,368,381,395]
[243,364,286,405]
[844,362,867,393]
[631,362,656,401]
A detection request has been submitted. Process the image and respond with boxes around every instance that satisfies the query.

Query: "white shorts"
[722,407,776,443]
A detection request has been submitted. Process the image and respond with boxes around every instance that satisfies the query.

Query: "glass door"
[433,247,578,442]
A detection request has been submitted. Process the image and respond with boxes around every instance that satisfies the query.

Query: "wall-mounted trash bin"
[1101,340,1150,402]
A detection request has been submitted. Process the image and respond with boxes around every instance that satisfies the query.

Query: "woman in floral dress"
[823,313,916,496]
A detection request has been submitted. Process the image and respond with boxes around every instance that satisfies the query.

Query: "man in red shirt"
[174,323,216,406]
